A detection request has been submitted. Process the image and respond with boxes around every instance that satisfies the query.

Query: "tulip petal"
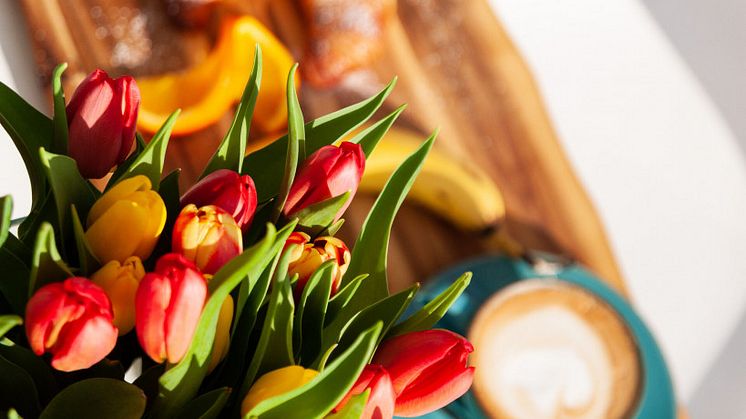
[164,267,207,363]
[136,273,171,363]
[131,190,167,259]
[116,76,140,162]
[50,313,118,372]
[88,175,152,225]
[335,365,396,419]
[86,200,150,263]
[374,330,462,394]
[25,283,69,355]
[393,366,474,417]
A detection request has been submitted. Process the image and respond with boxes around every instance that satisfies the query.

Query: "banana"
[359,127,506,232]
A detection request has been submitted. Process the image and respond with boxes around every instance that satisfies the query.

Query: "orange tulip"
[172,204,243,275]
[284,232,350,296]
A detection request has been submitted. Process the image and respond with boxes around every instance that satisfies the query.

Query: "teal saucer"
[404,254,675,419]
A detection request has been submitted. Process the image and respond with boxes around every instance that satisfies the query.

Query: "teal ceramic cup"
[404,254,675,419]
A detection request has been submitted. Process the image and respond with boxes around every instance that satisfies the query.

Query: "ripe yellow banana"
[359,127,506,232]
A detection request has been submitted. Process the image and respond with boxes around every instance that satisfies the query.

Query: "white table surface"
[2,0,746,410]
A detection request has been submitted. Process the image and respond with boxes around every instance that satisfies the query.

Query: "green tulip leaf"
[259,265,296,375]
[246,322,382,419]
[17,188,57,248]
[316,344,337,373]
[321,285,417,367]
[211,250,281,392]
[325,274,367,328]
[0,196,12,249]
[0,80,53,209]
[39,378,145,419]
[238,246,298,398]
[39,147,98,253]
[244,78,397,202]
[242,200,276,247]
[0,342,58,406]
[326,390,369,419]
[0,247,30,315]
[0,353,42,418]
[342,132,435,311]
[121,110,180,189]
[70,204,99,276]
[202,46,262,177]
[146,169,181,264]
[294,261,336,364]
[271,64,303,222]
[2,231,31,262]
[108,133,147,189]
[133,363,165,401]
[390,272,472,336]
[234,248,281,334]
[323,219,345,237]
[0,315,21,340]
[177,387,232,419]
[82,359,126,381]
[291,192,351,237]
[349,105,406,157]
[154,221,296,419]
[28,223,73,295]
[51,63,68,154]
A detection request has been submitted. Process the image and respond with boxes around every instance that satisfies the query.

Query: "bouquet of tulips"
[0,47,475,419]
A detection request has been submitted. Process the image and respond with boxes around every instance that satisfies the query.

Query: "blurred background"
[1,0,745,417]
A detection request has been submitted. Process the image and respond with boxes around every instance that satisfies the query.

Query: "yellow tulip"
[86,175,167,263]
[241,366,318,416]
[90,256,145,335]
[208,295,234,373]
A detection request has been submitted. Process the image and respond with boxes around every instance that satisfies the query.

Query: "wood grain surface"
[19,0,627,295]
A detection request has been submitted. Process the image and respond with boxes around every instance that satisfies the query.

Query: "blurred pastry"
[299,0,395,87]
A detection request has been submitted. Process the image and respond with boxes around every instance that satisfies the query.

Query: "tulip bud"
[334,365,396,419]
[180,169,258,231]
[207,295,233,373]
[135,253,207,364]
[90,256,145,335]
[373,329,475,417]
[241,366,318,416]
[283,142,365,221]
[86,175,167,264]
[25,277,118,372]
[284,232,350,296]
[66,69,140,179]
[172,204,243,275]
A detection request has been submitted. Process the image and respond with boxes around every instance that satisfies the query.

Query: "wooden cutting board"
[19,0,627,296]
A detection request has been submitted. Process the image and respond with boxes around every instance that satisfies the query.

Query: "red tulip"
[180,169,258,231]
[172,204,243,275]
[135,253,207,364]
[66,69,140,179]
[373,329,475,417]
[283,141,365,221]
[25,277,118,372]
[335,365,396,419]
